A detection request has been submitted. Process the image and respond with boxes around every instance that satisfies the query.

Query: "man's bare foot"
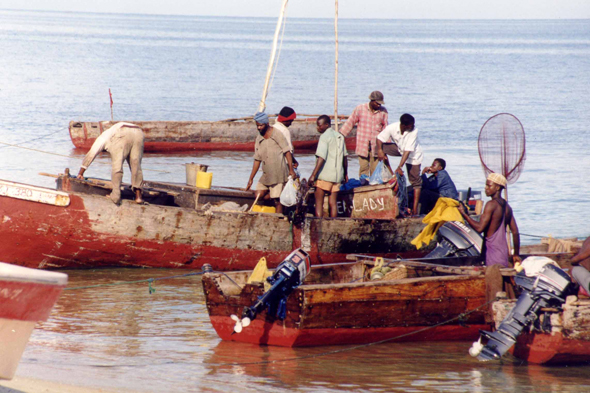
[135,198,147,205]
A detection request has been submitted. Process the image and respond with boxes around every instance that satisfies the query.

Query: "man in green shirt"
[246,112,297,214]
[308,115,348,218]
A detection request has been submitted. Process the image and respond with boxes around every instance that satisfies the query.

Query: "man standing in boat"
[77,122,144,205]
[570,236,590,295]
[273,106,298,167]
[246,112,297,214]
[308,115,348,218]
[458,173,521,267]
[376,114,423,216]
[339,91,388,177]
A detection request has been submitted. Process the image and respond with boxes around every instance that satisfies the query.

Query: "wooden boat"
[0,263,67,380]
[58,173,403,221]
[202,257,496,347]
[492,295,590,365]
[69,118,355,153]
[0,174,427,270]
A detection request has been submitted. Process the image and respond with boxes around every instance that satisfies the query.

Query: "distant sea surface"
[1,9,590,392]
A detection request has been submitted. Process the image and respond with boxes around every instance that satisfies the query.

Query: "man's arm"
[342,155,348,183]
[246,160,261,190]
[284,151,297,179]
[571,241,590,265]
[308,157,326,185]
[396,151,411,175]
[508,213,521,263]
[376,139,387,161]
[459,200,494,233]
[339,108,358,137]
[77,131,110,178]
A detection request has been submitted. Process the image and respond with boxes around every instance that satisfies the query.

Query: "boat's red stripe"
[0,281,65,322]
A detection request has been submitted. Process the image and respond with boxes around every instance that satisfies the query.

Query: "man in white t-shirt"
[376,113,423,215]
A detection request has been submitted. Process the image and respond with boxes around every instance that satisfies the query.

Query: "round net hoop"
[478,113,526,185]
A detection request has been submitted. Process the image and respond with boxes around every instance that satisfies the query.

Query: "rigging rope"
[0,140,170,173]
[268,5,288,98]
[222,297,497,366]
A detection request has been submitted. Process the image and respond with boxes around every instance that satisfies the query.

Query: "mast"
[258,0,289,113]
[334,0,339,131]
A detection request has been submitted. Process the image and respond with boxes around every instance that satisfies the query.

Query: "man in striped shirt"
[339,91,388,176]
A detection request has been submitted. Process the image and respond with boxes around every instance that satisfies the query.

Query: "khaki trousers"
[358,154,378,177]
[109,127,144,204]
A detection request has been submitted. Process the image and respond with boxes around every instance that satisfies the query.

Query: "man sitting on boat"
[308,115,348,218]
[339,91,388,177]
[419,158,459,214]
[246,112,297,214]
[77,122,144,205]
[571,236,590,296]
[376,113,423,216]
[458,173,521,267]
[273,106,298,167]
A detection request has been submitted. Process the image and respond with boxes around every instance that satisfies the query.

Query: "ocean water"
[1,9,590,392]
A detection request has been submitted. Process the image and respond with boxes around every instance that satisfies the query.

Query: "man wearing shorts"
[246,112,297,214]
[308,115,348,218]
[376,113,423,215]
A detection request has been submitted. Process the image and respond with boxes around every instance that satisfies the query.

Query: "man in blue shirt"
[419,158,459,214]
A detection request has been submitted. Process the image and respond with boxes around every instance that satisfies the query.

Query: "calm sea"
[1,9,590,392]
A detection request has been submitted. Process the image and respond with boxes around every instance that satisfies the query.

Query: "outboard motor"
[425,221,483,258]
[471,262,575,361]
[231,248,311,334]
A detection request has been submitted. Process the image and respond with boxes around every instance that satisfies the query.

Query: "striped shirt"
[339,103,388,157]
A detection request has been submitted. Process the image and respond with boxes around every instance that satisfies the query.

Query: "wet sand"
[0,376,137,393]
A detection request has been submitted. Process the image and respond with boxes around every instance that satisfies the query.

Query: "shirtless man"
[458,173,521,267]
[571,236,590,294]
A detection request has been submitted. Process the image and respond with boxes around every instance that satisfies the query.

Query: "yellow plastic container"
[251,205,276,213]
[196,172,213,189]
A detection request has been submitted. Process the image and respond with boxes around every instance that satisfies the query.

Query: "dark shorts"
[383,143,422,189]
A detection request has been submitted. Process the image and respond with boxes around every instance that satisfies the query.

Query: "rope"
[222,297,497,367]
[64,271,205,291]
[0,140,169,173]
[268,4,288,96]
[520,233,546,239]
[0,129,63,150]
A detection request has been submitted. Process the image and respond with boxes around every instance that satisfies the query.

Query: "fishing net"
[478,113,526,185]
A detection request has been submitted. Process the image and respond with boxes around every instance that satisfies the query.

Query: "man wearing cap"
[339,91,388,177]
[246,112,297,214]
[376,113,423,215]
[77,121,144,205]
[273,106,298,167]
[458,173,521,267]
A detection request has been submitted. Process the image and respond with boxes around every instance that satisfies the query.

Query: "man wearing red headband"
[273,106,298,167]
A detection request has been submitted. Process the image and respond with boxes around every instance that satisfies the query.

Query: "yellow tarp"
[411,197,464,249]
[247,257,272,292]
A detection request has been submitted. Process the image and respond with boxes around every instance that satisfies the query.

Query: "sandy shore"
[0,376,137,393]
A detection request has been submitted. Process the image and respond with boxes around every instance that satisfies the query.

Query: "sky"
[1,0,589,19]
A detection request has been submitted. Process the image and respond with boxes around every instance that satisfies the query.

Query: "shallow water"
[18,269,590,392]
[1,10,590,391]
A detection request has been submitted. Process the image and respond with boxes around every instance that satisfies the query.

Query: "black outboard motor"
[232,249,311,333]
[425,221,483,258]
[473,263,575,361]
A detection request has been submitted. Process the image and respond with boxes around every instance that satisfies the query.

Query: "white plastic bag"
[280,176,297,207]
[369,162,385,185]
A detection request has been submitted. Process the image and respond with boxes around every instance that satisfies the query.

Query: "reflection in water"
[18,269,590,392]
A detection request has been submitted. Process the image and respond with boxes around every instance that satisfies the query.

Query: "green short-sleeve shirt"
[316,128,347,183]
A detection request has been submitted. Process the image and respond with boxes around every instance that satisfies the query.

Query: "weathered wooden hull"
[69,120,356,152]
[203,262,491,347]
[0,263,67,379]
[0,179,426,270]
[493,297,590,365]
[58,175,401,220]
